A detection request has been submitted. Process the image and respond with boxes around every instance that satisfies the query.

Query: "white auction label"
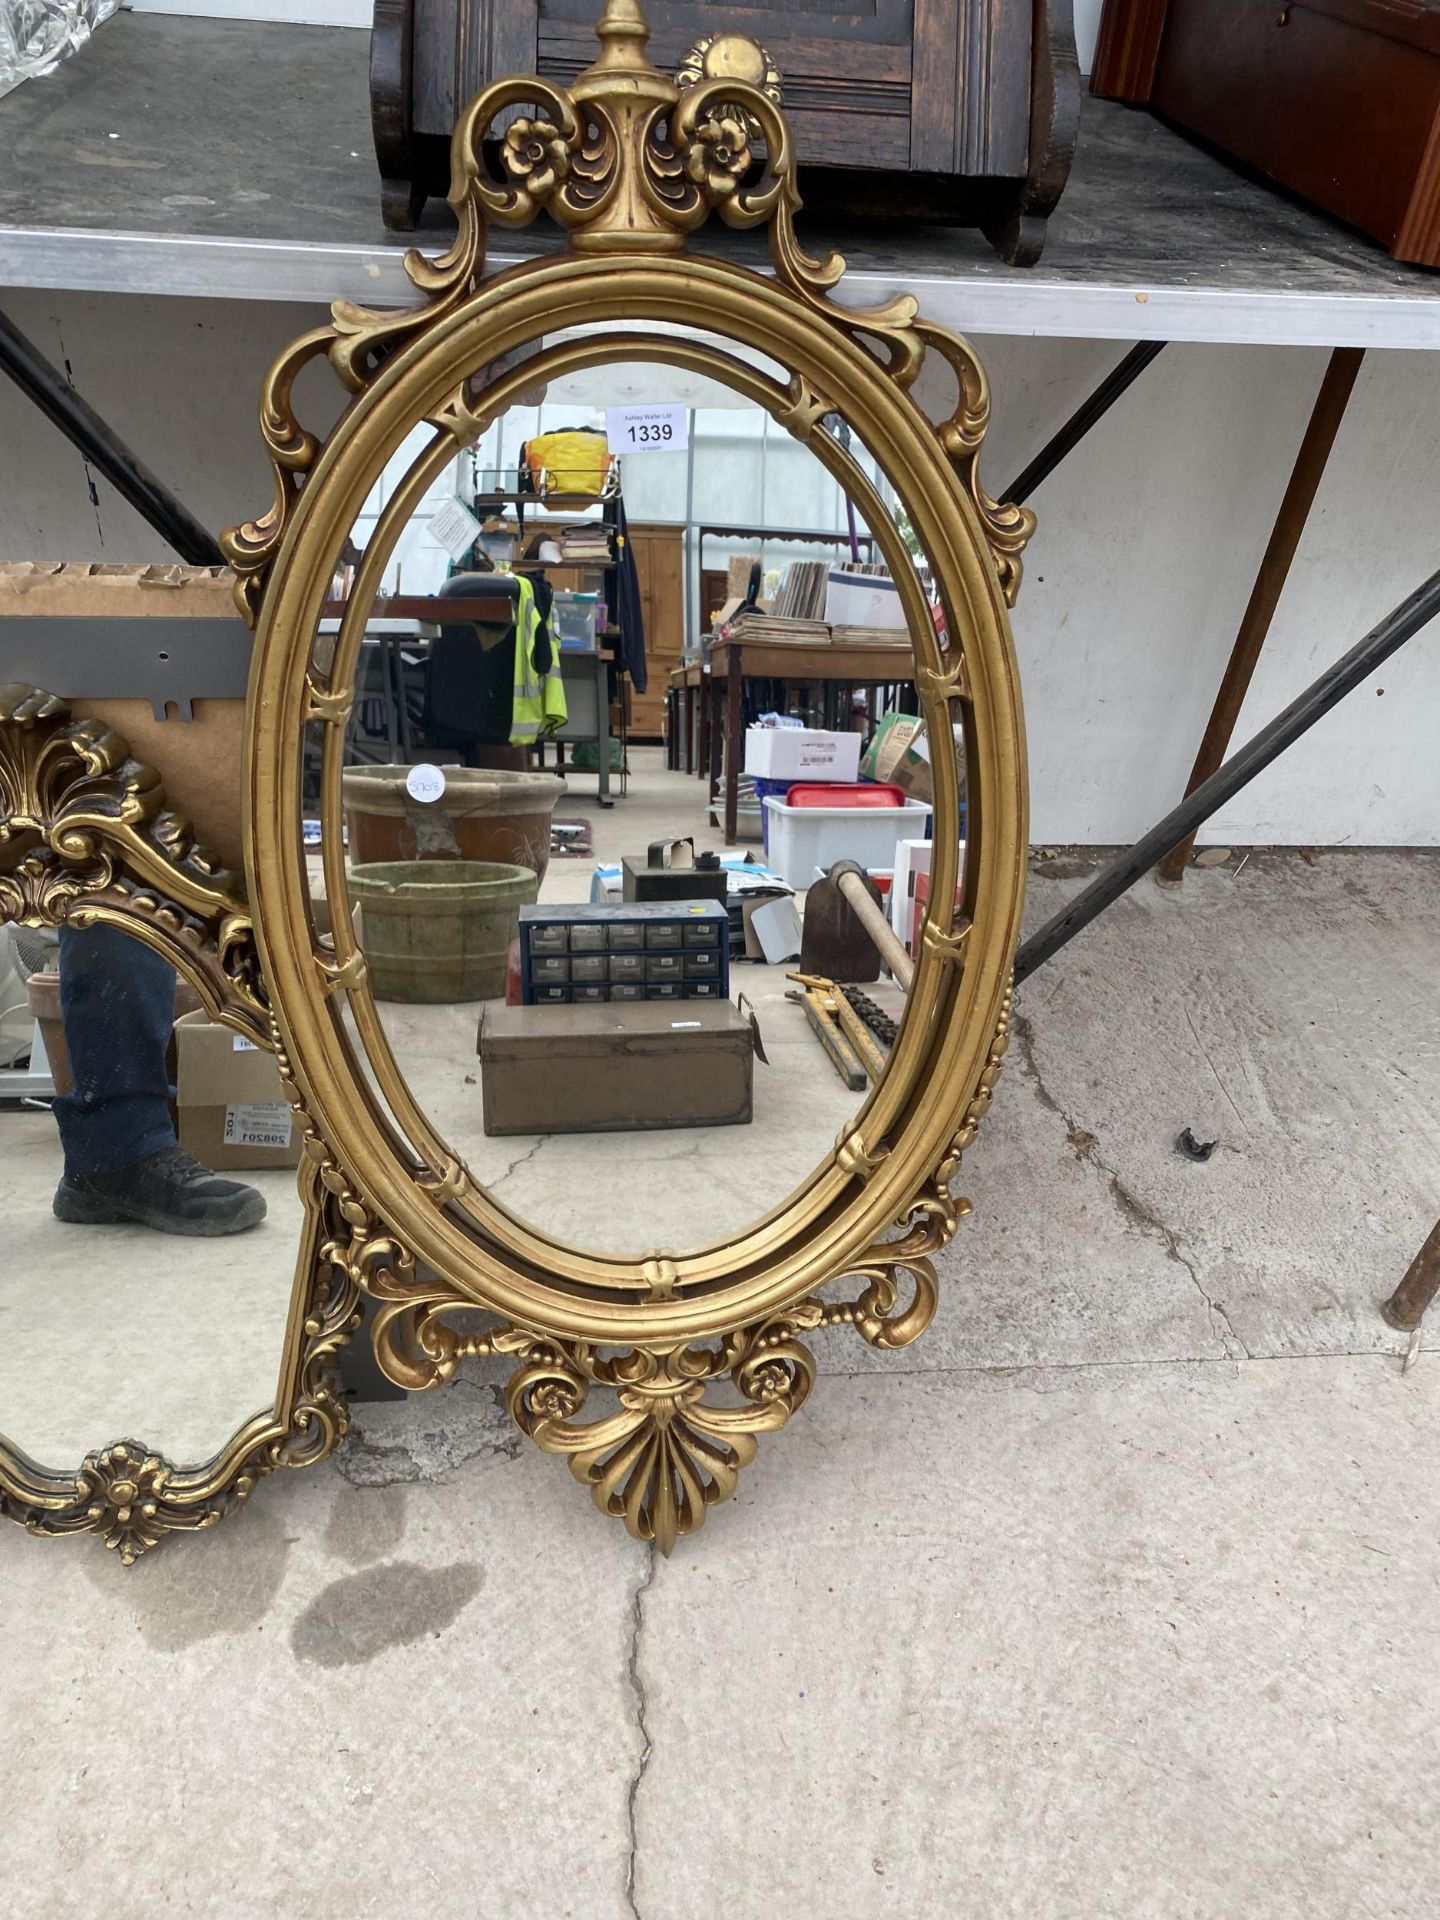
[223,1102,293,1152]
[405,762,447,804]
[232,1035,260,1053]
[428,495,483,562]
[605,403,688,453]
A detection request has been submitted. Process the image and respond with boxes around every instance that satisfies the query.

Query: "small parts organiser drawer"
[518,901,729,1007]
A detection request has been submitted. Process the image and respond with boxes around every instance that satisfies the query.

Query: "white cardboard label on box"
[232,1035,260,1053]
[428,496,483,562]
[405,762,447,804]
[605,404,688,453]
[223,1102,293,1151]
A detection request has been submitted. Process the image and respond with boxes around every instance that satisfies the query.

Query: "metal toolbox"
[478,1001,756,1135]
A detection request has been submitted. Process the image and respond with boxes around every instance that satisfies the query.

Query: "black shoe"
[54,1147,268,1237]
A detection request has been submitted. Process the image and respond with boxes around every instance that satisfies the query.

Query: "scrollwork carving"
[0,683,268,1040]
[503,1316,821,1556]
[220,0,1031,1557]
[0,690,357,1559]
[220,0,1032,625]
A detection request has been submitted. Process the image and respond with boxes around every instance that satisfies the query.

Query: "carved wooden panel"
[373,0,1081,263]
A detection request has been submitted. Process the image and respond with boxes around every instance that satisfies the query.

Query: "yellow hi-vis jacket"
[509,574,567,746]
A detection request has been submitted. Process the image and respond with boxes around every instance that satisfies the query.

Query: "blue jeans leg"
[53,924,177,1177]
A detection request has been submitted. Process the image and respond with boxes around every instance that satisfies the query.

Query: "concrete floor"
[1,756,1437,1917]
[374,753,881,1253]
[4,753,876,1463]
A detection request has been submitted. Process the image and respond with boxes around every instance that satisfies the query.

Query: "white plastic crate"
[763,796,932,891]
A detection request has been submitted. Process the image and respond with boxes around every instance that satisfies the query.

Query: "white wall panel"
[2,291,1435,847]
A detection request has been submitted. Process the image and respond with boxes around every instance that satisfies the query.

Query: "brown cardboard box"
[0,563,250,872]
[478,1001,755,1135]
[175,1011,301,1170]
[859,714,965,808]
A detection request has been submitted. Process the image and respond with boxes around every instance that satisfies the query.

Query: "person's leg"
[52,924,266,1236]
[53,923,176,1175]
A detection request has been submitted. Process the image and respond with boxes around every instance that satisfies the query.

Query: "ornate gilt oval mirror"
[0,0,1030,1562]
[0,691,354,1561]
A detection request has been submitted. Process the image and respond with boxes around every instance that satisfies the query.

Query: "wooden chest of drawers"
[371,0,1081,264]
[1092,0,1440,267]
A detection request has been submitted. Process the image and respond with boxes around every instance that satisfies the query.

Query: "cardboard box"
[744,726,862,783]
[891,838,967,958]
[0,563,250,872]
[478,1001,755,1135]
[175,1011,301,1169]
[824,569,908,630]
[860,714,965,807]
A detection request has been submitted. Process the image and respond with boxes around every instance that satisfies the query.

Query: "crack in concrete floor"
[486,1136,547,1190]
[625,1541,657,1920]
[1011,1009,1251,1361]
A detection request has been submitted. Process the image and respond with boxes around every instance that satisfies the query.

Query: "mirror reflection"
[2,921,302,1467]
[319,344,962,1254]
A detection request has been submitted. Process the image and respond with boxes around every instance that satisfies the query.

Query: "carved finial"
[587,0,654,71]
[571,0,671,108]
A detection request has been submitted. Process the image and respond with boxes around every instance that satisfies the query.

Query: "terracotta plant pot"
[342,765,567,886]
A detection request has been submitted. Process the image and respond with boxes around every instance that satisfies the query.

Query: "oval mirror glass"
[2,921,302,1493]
[309,335,960,1258]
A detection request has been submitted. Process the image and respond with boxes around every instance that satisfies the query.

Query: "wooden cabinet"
[624,522,685,742]
[1092,0,1440,267]
[371,0,1080,264]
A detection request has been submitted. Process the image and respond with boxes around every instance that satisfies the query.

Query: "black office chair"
[420,571,522,764]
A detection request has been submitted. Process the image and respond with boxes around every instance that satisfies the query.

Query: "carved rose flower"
[80,1442,169,1563]
[530,1379,581,1422]
[746,1358,792,1403]
[502,118,570,199]
[684,114,751,199]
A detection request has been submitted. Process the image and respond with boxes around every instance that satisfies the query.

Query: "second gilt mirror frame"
[0,0,1033,1561]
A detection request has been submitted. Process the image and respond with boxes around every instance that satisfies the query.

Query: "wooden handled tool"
[799,858,915,991]
[831,862,915,991]
[786,978,867,1090]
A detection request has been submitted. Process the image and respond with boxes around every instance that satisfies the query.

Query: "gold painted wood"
[215,0,1033,1555]
[0,686,359,1562]
[2,0,1039,1566]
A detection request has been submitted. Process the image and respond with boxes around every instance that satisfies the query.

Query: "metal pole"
[0,306,225,567]
[1381,1220,1440,1332]
[1158,348,1365,885]
[1014,565,1440,983]
[1004,342,1167,506]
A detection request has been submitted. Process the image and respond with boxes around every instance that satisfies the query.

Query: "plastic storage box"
[891,837,967,957]
[518,900,729,1003]
[762,795,932,890]
[551,590,601,653]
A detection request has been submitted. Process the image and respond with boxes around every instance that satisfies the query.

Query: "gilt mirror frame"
[0,688,357,1562]
[0,0,1031,1563]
